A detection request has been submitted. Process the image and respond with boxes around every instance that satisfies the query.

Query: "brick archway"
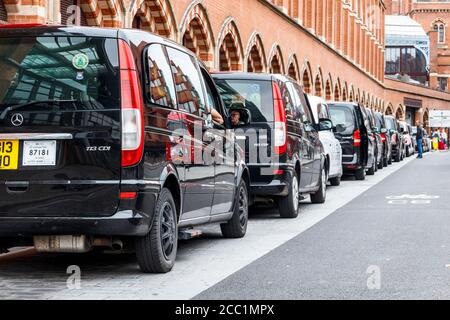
[287,54,300,81]
[325,79,332,100]
[302,70,312,94]
[395,105,405,120]
[314,74,323,98]
[269,44,285,74]
[349,86,355,102]
[70,0,122,27]
[342,86,347,102]
[423,109,429,128]
[181,3,215,69]
[217,18,243,71]
[131,0,176,39]
[246,33,266,73]
[334,82,341,101]
[385,104,394,116]
[301,61,313,94]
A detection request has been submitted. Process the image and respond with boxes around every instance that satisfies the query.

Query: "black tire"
[355,167,366,180]
[378,158,384,170]
[278,173,299,218]
[388,156,393,165]
[329,175,341,186]
[311,167,327,204]
[135,188,178,273]
[383,157,388,167]
[395,150,401,162]
[221,180,249,238]
[367,159,376,175]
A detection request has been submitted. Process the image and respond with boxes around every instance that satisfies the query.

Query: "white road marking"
[46,156,417,300]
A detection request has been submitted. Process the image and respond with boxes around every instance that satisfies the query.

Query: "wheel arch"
[160,165,183,221]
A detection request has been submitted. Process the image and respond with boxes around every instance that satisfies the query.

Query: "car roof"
[327,101,359,108]
[0,24,200,66]
[211,72,294,83]
[327,101,359,106]
[0,24,119,38]
[0,24,183,49]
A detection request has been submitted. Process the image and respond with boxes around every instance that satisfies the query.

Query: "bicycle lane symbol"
[385,194,440,205]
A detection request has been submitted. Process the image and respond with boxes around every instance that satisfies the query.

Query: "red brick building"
[387,0,450,92]
[0,0,449,127]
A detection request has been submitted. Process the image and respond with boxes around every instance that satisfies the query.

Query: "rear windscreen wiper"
[0,99,77,120]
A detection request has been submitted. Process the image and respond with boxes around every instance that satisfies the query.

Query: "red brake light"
[381,133,386,143]
[391,133,397,144]
[353,129,361,147]
[119,39,144,167]
[272,81,286,155]
[120,192,137,199]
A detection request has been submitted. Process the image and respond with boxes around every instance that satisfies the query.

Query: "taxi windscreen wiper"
[0,99,77,120]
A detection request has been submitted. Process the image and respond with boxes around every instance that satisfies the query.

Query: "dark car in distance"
[212,73,330,219]
[365,107,384,171]
[385,115,404,162]
[399,121,414,157]
[0,25,251,273]
[328,102,376,180]
[374,111,392,166]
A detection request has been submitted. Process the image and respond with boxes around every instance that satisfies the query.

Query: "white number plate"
[23,140,56,166]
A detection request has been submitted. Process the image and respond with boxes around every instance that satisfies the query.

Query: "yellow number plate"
[0,140,19,170]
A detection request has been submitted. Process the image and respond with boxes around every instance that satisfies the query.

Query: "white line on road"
[45,155,417,300]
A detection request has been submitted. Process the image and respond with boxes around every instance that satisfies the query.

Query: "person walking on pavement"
[432,129,440,151]
[416,123,424,159]
[441,129,448,149]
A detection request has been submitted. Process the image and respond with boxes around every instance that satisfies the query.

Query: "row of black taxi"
[0,24,405,273]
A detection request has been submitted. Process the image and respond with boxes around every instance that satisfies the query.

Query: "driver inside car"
[230,109,245,127]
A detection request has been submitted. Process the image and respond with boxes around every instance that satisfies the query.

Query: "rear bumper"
[250,181,289,196]
[343,165,364,173]
[342,153,364,172]
[391,144,400,156]
[249,164,293,197]
[0,209,153,237]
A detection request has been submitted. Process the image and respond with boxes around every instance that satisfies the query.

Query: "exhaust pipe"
[34,236,124,253]
[34,235,92,253]
[111,239,123,251]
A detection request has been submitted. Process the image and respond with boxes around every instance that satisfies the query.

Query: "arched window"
[434,22,445,44]
[439,24,445,44]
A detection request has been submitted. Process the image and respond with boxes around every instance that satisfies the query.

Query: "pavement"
[1,151,448,300]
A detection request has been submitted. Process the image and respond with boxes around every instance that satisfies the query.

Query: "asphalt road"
[196,151,450,299]
[1,151,447,299]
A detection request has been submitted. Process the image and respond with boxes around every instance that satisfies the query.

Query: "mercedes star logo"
[11,113,24,127]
